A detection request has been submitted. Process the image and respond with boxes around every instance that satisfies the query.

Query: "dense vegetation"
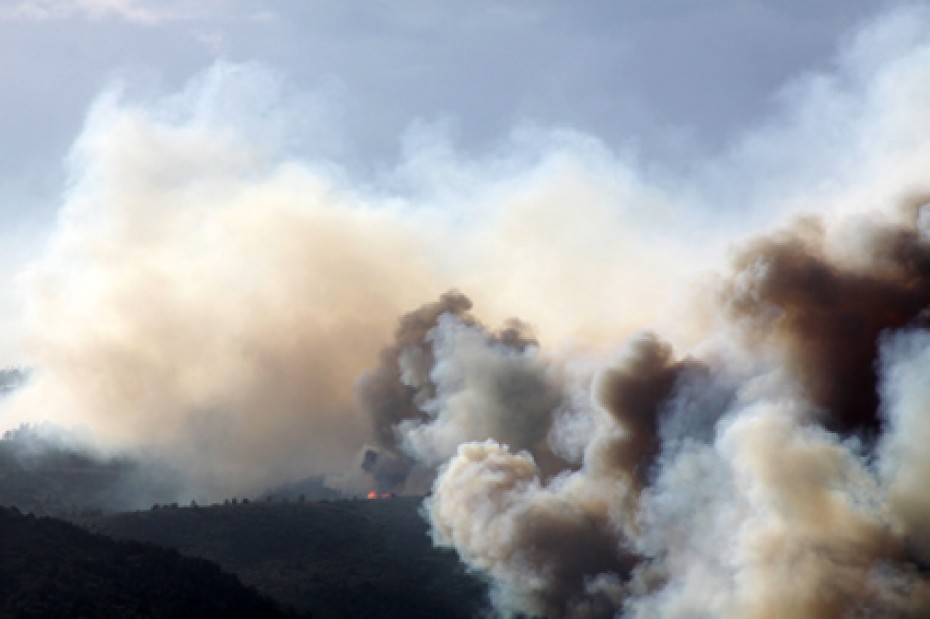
[0,506,292,618]
[80,497,488,618]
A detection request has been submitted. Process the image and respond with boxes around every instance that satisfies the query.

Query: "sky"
[0,0,896,218]
[0,0,904,358]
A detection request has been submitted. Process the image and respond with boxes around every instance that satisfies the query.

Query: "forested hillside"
[0,506,293,618]
[80,497,488,618]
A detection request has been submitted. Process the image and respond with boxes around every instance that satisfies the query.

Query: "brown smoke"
[593,333,700,487]
[6,107,447,498]
[425,333,694,618]
[722,211,930,433]
[427,441,636,619]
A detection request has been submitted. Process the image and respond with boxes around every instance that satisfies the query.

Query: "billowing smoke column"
[419,333,693,617]
[356,290,477,492]
[356,290,566,494]
[362,204,930,618]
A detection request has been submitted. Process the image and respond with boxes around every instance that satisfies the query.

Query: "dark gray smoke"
[355,290,566,493]
[355,291,475,491]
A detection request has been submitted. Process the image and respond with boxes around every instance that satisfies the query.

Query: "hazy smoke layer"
[2,64,694,500]
[4,68,446,498]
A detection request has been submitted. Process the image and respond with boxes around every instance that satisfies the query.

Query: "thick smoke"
[424,333,690,618]
[355,291,476,492]
[3,68,447,499]
[416,207,930,617]
[721,210,930,434]
[592,334,699,489]
[356,290,566,493]
[2,63,696,502]
[359,290,476,454]
[427,440,634,618]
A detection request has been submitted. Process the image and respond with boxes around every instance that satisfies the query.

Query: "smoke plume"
[2,63,698,501]
[356,290,566,493]
[416,206,930,617]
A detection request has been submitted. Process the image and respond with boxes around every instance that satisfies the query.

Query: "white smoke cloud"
[397,314,562,467]
[625,398,929,619]
[878,329,930,560]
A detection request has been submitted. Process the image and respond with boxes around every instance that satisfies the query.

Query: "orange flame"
[366,491,378,499]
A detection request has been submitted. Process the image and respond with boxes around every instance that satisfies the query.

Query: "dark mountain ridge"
[0,505,292,618]
[78,496,488,618]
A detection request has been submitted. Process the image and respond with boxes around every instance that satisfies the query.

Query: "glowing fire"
[366,491,394,500]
